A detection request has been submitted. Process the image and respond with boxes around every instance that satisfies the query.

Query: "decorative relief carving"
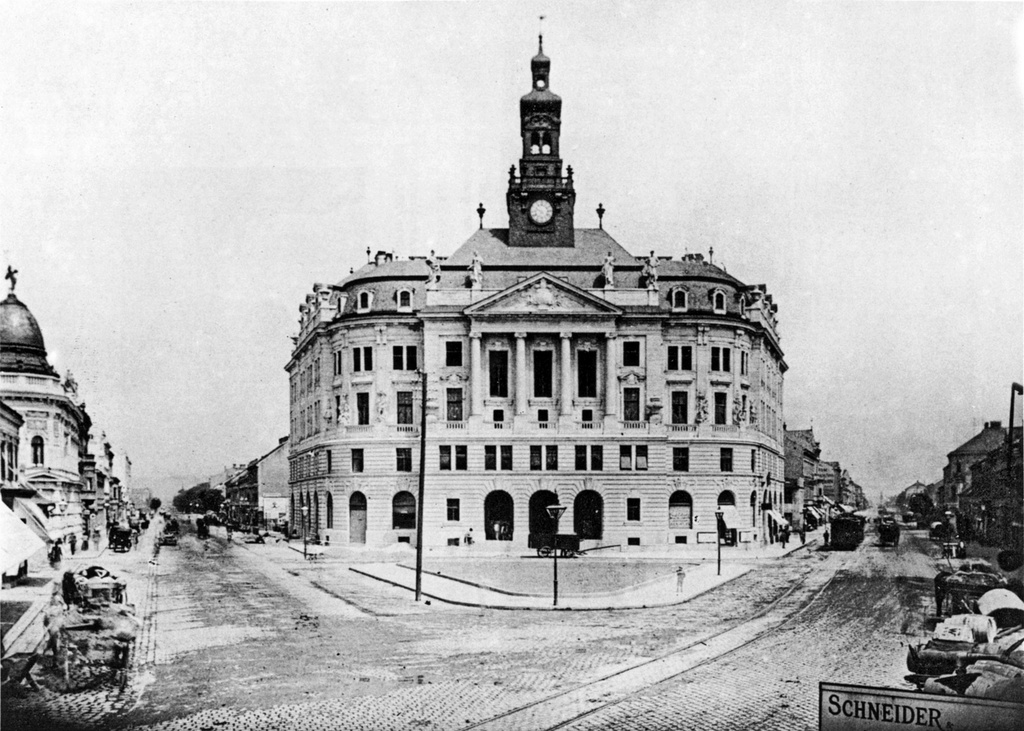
[695,391,709,424]
[618,370,646,385]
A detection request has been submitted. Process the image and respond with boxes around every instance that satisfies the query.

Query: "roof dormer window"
[397,289,413,312]
[712,289,726,314]
[357,291,374,313]
[671,288,688,311]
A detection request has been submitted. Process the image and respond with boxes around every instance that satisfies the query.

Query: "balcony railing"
[446,422,466,430]
[622,421,648,430]
[669,424,697,432]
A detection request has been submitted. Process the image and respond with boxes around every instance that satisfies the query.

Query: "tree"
[171,482,224,514]
[149,497,162,512]
[908,492,934,518]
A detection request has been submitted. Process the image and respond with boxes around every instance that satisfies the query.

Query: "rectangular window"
[326,450,333,473]
[447,389,464,421]
[357,392,370,425]
[455,445,467,471]
[334,351,343,376]
[681,346,692,370]
[447,499,460,522]
[493,409,504,422]
[500,445,513,471]
[538,409,549,423]
[741,351,748,376]
[635,445,648,471]
[397,391,413,424]
[364,346,373,371]
[667,346,678,371]
[591,445,603,471]
[671,391,688,424]
[627,498,641,522]
[575,445,588,471]
[720,447,734,472]
[351,448,364,473]
[623,388,641,421]
[673,447,690,472]
[723,347,731,372]
[392,345,417,370]
[396,448,412,472]
[439,445,452,471]
[545,446,558,471]
[623,341,640,366]
[530,445,542,471]
[751,449,756,472]
[353,348,362,372]
[714,392,728,425]
[489,350,509,397]
[534,351,553,397]
[711,347,720,372]
[577,350,597,398]
[484,445,497,471]
[620,445,632,470]
[446,341,463,367]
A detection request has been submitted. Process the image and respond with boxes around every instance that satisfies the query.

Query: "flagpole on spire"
[539,15,545,53]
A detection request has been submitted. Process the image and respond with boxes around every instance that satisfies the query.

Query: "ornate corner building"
[287,42,787,551]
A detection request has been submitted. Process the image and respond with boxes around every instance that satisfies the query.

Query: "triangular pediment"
[465,273,621,317]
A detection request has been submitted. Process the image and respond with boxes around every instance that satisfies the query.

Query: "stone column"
[560,332,573,417]
[470,332,482,417]
[604,332,618,418]
[515,332,528,415]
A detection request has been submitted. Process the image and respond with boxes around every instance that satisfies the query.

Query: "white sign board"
[819,682,1024,731]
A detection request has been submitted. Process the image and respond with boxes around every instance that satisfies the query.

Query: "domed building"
[287,42,787,552]
[1,277,94,556]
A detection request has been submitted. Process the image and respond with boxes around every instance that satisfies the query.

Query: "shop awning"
[804,507,822,520]
[1,501,46,573]
[766,509,790,528]
[13,497,59,542]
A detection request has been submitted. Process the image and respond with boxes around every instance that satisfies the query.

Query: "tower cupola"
[507,36,576,248]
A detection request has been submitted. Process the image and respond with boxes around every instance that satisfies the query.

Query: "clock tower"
[507,37,576,248]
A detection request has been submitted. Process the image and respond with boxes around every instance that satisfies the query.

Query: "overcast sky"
[1,1,1021,501]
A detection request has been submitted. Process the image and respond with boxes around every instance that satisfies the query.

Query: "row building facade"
[286,43,788,552]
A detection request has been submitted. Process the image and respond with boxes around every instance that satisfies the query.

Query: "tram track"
[464,552,847,731]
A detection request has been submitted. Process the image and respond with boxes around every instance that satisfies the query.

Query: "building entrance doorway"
[484,490,514,540]
[528,490,559,547]
[349,492,366,544]
[574,490,603,540]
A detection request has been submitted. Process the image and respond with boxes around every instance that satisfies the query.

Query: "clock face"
[529,198,554,225]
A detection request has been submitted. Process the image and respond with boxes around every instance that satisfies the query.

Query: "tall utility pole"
[414,370,427,601]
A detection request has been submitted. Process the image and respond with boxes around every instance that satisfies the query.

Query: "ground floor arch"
[484,490,514,541]
[669,490,692,530]
[528,490,559,539]
[574,490,603,540]
[349,491,367,544]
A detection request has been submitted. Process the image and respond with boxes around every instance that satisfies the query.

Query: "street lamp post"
[715,509,724,576]
[301,505,309,559]
[546,503,567,607]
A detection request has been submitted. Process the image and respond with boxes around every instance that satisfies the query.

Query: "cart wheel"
[538,546,553,558]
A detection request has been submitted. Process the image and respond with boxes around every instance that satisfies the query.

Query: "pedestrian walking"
[780,526,789,548]
[49,538,63,567]
[68,533,77,555]
[676,566,687,595]
[823,526,830,547]
[799,526,806,545]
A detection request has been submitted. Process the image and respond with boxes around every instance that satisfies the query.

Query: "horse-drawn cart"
[529,533,581,558]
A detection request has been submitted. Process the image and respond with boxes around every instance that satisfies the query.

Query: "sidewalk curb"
[348,564,753,611]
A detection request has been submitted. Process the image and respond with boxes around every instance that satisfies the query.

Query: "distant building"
[257,437,289,530]
[941,421,1007,509]
[0,283,92,555]
[958,426,1022,550]
[784,428,821,530]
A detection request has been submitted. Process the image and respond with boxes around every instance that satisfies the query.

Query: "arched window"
[712,289,726,313]
[717,490,735,507]
[358,291,371,311]
[541,132,552,154]
[313,491,319,533]
[290,493,296,526]
[31,436,44,466]
[672,289,688,310]
[750,491,758,526]
[397,290,412,309]
[530,131,541,154]
[326,492,334,529]
[392,491,416,530]
[669,491,692,530]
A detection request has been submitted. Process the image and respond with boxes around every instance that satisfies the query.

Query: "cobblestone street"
[1,521,947,731]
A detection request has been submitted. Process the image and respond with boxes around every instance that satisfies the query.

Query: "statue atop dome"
[4,265,17,293]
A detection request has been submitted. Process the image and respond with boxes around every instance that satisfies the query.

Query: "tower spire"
[538,15,545,54]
